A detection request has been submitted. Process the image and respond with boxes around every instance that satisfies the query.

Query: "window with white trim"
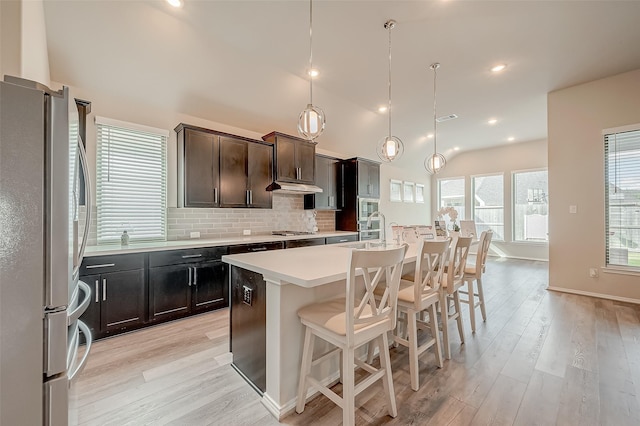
[605,126,640,267]
[472,174,504,240]
[437,177,465,223]
[96,117,167,244]
[512,170,548,242]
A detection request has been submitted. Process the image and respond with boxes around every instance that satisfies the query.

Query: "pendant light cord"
[387,22,392,138]
[432,64,438,155]
[309,0,313,105]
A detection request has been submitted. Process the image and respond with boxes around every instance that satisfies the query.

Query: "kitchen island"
[222,242,419,420]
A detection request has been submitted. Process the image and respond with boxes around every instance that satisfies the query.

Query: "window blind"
[605,127,640,267]
[96,119,167,244]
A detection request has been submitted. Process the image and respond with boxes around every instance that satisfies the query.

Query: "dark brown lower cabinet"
[192,260,227,313]
[230,266,266,393]
[148,264,191,322]
[79,269,146,339]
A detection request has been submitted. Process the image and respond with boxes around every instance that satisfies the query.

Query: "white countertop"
[222,241,419,288]
[84,231,358,257]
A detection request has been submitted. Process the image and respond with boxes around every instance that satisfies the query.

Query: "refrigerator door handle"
[68,320,92,382]
[73,136,92,278]
[67,280,91,325]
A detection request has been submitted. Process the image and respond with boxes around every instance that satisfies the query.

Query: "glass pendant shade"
[377,135,404,163]
[298,103,326,140]
[424,152,447,174]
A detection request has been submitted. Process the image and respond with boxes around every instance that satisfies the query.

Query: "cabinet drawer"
[284,238,325,249]
[80,254,145,275]
[326,235,358,245]
[148,247,228,268]
[228,242,284,255]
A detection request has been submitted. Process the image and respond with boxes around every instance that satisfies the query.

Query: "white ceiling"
[43,0,640,168]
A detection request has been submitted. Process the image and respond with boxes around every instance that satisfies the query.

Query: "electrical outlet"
[242,286,253,305]
[243,229,251,236]
[589,268,599,278]
[190,231,200,239]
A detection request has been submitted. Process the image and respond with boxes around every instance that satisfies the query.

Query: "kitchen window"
[95,117,168,244]
[472,174,504,240]
[512,169,548,242]
[438,177,465,222]
[605,125,640,268]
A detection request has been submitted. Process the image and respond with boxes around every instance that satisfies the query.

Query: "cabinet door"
[219,136,249,207]
[314,156,330,209]
[100,269,145,332]
[275,137,297,182]
[368,163,380,198]
[357,161,371,197]
[192,261,227,313]
[148,265,191,321]
[247,142,272,208]
[184,129,219,207]
[79,274,101,340]
[296,141,316,184]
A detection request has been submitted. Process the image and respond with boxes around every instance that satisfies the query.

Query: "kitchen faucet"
[366,211,386,245]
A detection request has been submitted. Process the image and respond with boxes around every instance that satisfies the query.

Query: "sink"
[339,241,389,250]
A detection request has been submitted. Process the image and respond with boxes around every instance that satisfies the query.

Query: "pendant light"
[297,0,326,141]
[377,19,404,163]
[425,63,446,174]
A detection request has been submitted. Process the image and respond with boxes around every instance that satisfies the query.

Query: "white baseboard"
[495,254,549,262]
[262,372,341,420]
[547,286,640,305]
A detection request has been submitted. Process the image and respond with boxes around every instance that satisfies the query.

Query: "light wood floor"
[70,258,640,425]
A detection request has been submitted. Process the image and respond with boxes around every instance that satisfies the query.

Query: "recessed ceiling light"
[308,69,319,78]
[378,106,388,113]
[491,64,507,73]
[453,147,460,151]
[488,118,498,125]
[508,136,515,142]
[166,0,183,8]
[427,133,434,139]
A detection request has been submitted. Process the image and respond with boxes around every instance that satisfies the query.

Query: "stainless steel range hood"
[265,181,323,194]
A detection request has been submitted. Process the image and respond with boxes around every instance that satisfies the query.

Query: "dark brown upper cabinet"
[176,124,273,209]
[356,158,381,199]
[176,124,220,208]
[219,135,273,209]
[304,155,339,210]
[262,131,316,184]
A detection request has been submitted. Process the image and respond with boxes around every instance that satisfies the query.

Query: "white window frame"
[437,176,466,222]
[95,116,168,244]
[511,167,549,243]
[471,172,504,242]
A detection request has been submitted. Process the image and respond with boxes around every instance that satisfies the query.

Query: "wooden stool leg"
[296,327,315,414]
[477,276,487,322]
[366,340,376,364]
[378,333,397,417]
[468,280,477,333]
[440,292,451,359]
[342,347,356,426]
[429,303,443,368]
[407,309,419,391]
[453,291,465,344]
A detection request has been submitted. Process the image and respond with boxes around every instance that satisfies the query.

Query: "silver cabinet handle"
[339,239,348,242]
[246,190,250,205]
[193,267,198,286]
[213,187,219,204]
[188,267,192,286]
[102,278,107,301]
[86,263,115,269]
[181,254,202,259]
[95,280,99,303]
[249,190,253,205]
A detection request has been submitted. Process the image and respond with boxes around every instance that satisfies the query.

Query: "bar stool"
[393,239,450,391]
[295,245,408,426]
[440,235,472,359]
[461,230,493,333]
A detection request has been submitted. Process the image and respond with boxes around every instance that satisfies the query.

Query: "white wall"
[430,139,549,260]
[548,68,640,303]
[0,0,50,85]
[379,162,431,228]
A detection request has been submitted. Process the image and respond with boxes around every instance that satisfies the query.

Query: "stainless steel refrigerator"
[0,76,93,425]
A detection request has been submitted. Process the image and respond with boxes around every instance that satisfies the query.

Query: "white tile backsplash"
[82,193,336,245]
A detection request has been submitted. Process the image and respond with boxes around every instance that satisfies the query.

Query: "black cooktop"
[271,231,314,236]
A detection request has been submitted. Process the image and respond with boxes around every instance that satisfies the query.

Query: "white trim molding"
[547,286,640,305]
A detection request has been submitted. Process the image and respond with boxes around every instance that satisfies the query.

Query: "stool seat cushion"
[298,298,388,336]
[464,266,476,275]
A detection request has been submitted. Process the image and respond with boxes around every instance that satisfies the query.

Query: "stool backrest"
[471,230,493,278]
[413,239,450,305]
[346,244,408,342]
[445,236,472,293]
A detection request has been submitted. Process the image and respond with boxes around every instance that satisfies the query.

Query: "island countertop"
[222,241,418,288]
